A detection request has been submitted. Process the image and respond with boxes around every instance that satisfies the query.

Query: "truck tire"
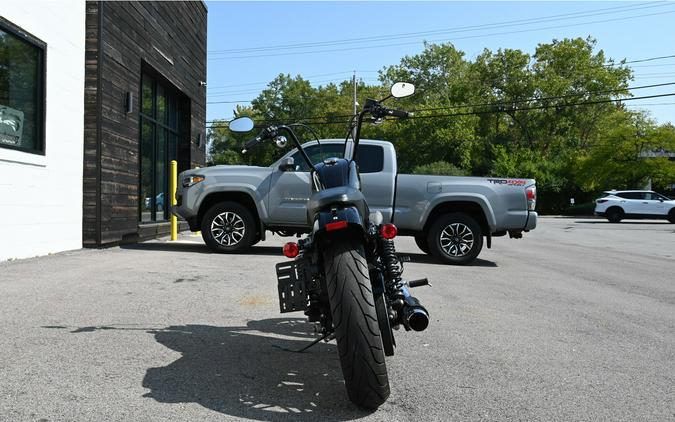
[606,207,623,223]
[201,201,256,253]
[323,239,390,409]
[427,212,483,265]
[414,235,430,254]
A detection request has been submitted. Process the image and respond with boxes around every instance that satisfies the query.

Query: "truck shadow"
[121,242,283,257]
[403,253,498,267]
[45,319,372,421]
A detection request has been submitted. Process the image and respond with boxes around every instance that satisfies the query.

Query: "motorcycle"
[228,82,430,409]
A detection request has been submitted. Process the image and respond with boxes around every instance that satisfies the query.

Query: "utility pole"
[352,71,357,141]
[352,71,357,115]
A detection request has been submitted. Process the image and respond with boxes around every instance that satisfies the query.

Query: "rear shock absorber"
[380,237,402,287]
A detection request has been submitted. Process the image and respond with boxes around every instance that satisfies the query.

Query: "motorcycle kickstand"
[272,332,334,353]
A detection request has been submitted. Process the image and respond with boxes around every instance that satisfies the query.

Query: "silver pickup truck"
[174,139,537,264]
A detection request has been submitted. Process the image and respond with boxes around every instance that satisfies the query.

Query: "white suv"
[595,190,675,223]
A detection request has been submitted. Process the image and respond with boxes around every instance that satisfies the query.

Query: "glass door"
[139,72,179,222]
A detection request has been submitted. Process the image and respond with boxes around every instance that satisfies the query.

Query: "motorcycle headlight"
[182,175,205,188]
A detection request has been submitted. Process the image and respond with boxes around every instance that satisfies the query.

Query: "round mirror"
[390,82,415,98]
[274,135,287,148]
[228,116,254,133]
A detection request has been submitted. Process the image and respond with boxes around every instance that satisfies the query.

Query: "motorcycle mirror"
[274,135,288,148]
[390,82,415,98]
[228,116,255,133]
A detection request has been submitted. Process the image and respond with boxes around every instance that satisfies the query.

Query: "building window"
[0,19,46,155]
[139,72,180,222]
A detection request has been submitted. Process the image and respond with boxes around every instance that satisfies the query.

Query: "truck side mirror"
[279,157,296,172]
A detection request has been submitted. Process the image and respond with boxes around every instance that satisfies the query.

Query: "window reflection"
[0,26,44,153]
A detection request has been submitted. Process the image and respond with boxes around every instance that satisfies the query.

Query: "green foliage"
[206,37,674,214]
[575,111,675,191]
[412,161,468,176]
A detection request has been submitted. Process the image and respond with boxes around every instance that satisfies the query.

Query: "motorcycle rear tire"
[323,239,390,409]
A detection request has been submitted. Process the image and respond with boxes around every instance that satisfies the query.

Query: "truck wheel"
[323,239,390,409]
[414,235,430,254]
[427,212,483,265]
[201,201,256,253]
[606,207,623,223]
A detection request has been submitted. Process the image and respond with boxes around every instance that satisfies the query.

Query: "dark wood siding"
[83,1,207,246]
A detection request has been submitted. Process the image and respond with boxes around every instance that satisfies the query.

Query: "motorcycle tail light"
[325,220,348,231]
[380,223,397,239]
[283,242,299,258]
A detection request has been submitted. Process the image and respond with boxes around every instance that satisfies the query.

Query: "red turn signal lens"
[283,242,299,258]
[325,220,349,231]
[380,223,397,239]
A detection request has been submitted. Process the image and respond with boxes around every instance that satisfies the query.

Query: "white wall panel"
[0,1,86,261]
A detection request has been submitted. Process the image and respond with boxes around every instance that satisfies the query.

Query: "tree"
[576,111,675,191]
[206,37,673,212]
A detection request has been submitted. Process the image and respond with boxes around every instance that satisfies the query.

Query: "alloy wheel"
[211,211,246,246]
[439,223,474,257]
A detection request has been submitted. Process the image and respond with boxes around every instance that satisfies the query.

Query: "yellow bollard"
[170,160,178,241]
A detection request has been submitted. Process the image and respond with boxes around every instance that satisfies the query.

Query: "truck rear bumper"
[524,211,537,231]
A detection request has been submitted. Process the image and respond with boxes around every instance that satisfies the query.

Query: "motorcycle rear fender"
[313,206,366,240]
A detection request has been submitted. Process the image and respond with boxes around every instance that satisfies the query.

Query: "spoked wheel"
[428,212,483,265]
[323,239,390,409]
[201,201,256,253]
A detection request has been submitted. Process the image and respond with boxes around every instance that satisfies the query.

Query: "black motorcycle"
[228,82,430,409]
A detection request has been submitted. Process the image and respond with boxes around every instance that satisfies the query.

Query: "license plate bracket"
[275,260,308,313]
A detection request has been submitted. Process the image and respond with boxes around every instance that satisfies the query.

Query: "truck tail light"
[379,223,397,239]
[325,220,348,231]
[526,186,536,211]
[283,242,299,258]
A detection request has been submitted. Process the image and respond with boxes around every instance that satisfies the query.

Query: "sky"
[205,1,675,125]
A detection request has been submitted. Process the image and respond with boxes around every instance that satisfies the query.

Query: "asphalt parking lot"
[1,217,674,421]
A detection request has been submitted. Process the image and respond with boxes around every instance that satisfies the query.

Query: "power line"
[206,81,675,121]
[209,82,675,113]
[209,8,675,60]
[616,54,675,65]
[207,70,380,90]
[205,91,675,129]
[208,77,380,97]
[208,2,668,55]
[408,81,675,114]
[206,54,675,103]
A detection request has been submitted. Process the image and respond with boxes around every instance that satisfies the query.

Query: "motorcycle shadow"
[142,318,374,421]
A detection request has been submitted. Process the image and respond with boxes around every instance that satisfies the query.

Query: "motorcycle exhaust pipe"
[399,285,429,332]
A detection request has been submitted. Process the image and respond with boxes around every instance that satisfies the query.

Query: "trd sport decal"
[486,178,527,186]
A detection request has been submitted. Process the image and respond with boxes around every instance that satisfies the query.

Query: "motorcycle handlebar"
[368,102,412,120]
[385,108,413,119]
[242,126,277,153]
